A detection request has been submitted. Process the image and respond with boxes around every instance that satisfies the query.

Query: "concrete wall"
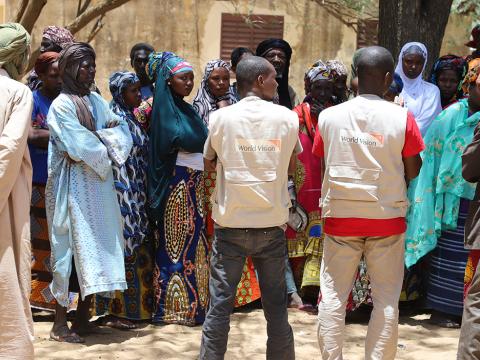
[4,0,474,99]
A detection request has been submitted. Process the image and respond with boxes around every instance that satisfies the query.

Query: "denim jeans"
[200,226,295,360]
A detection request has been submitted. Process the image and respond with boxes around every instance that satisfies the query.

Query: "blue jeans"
[200,226,295,360]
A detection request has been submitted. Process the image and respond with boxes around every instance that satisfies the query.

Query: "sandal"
[50,326,85,343]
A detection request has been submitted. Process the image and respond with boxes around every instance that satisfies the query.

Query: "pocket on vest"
[224,167,277,209]
[327,165,380,202]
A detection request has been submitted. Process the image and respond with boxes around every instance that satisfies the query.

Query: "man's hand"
[204,157,217,171]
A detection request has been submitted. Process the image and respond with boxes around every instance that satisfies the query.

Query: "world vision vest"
[207,96,300,228]
[319,94,409,219]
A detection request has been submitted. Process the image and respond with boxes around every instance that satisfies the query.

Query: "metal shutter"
[220,13,284,61]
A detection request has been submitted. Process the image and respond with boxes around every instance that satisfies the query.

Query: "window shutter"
[220,13,284,61]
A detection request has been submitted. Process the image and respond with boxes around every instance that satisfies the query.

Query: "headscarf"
[0,22,31,80]
[388,72,404,95]
[326,59,348,80]
[58,42,95,97]
[395,42,442,135]
[306,60,332,83]
[34,51,59,75]
[147,52,208,221]
[42,26,75,49]
[462,63,480,95]
[256,38,293,109]
[58,42,96,131]
[192,59,237,126]
[109,71,139,113]
[430,54,467,102]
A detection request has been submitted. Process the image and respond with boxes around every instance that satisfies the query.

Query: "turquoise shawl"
[147,52,208,222]
[405,99,480,268]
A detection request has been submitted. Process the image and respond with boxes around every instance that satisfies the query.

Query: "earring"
[167,82,171,85]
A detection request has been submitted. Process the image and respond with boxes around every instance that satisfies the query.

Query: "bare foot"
[99,315,137,330]
[50,324,84,343]
[288,292,303,308]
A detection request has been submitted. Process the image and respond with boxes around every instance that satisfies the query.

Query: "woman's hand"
[310,98,325,118]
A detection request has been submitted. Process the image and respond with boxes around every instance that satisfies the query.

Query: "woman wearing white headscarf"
[396,42,442,136]
[0,22,34,360]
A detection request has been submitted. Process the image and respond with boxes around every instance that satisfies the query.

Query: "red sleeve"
[312,125,324,158]
[402,111,425,158]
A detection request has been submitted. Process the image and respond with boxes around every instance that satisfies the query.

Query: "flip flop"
[50,330,85,343]
[100,316,137,330]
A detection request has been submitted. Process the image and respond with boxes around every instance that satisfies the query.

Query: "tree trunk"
[378,0,453,76]
[19,0,48,34]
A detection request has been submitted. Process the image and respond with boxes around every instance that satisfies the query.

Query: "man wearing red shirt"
[313,46,424,360]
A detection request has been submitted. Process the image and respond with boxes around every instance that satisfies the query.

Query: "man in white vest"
[199,56,300,360]
[314,46,424,360]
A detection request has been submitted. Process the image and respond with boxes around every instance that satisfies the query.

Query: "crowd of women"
[2,21,480,349]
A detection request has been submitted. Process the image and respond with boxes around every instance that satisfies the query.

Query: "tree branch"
[14,0,29,23]
[77,0,92,17]
[66,0,131,35]
[86,14,106,43]
[19,0,48,34]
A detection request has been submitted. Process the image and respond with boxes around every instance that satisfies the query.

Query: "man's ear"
[384,71,393,91]
[257,74,264,87]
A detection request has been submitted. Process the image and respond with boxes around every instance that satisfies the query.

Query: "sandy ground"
[33,308,460,360]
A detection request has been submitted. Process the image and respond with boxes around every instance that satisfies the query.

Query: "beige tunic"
[0,68,34,360]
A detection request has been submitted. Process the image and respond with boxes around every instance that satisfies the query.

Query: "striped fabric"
[427,199,470,316]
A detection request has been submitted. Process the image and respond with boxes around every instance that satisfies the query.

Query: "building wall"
[4,0,474,98]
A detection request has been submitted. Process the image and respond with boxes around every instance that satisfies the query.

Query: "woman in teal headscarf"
[146,52,209,325]
[406,64,480,327]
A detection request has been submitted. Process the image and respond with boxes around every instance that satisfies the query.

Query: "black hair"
[130,43,154,64]
[236,56,273,92]
[230,47,254,68]
[357,46,394,82]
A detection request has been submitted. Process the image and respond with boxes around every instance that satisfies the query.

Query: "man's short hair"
[357,46,394,80]
[130,43,154,63]
[230,47,253,68]
[236,56,273,91]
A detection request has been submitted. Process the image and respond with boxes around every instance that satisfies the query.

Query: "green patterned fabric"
[405,99,480,268]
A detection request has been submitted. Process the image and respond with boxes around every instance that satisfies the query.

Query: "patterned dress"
[152,166,209,325]
[94,86,153,320]
[29,90,56,310]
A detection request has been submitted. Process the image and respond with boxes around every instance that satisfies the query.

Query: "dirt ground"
[33,308,460,360]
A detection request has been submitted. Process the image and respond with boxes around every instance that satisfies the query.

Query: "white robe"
[0,68,34,359]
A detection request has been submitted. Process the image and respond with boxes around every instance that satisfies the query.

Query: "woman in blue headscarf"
[94,71,153,328]
[146,52,209,325]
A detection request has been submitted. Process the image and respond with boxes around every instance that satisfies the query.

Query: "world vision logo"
[235,139,281,152]
[339,130,384,148]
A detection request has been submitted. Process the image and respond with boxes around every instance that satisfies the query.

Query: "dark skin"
[468,77,480,114]
[333,74,348,102]
[358,57,422,180]
[50,56,98,344]
[123,81,142,108]
[169,71,194,98]
[132,49,152,87]
[207,67,230,108]
[264,48,287,77]
[437,69,460,106]
[97,81,142,331]
[28,62,62,149]
[402,53,425,80]
[309,79,334,118]
[40,37,62,53]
